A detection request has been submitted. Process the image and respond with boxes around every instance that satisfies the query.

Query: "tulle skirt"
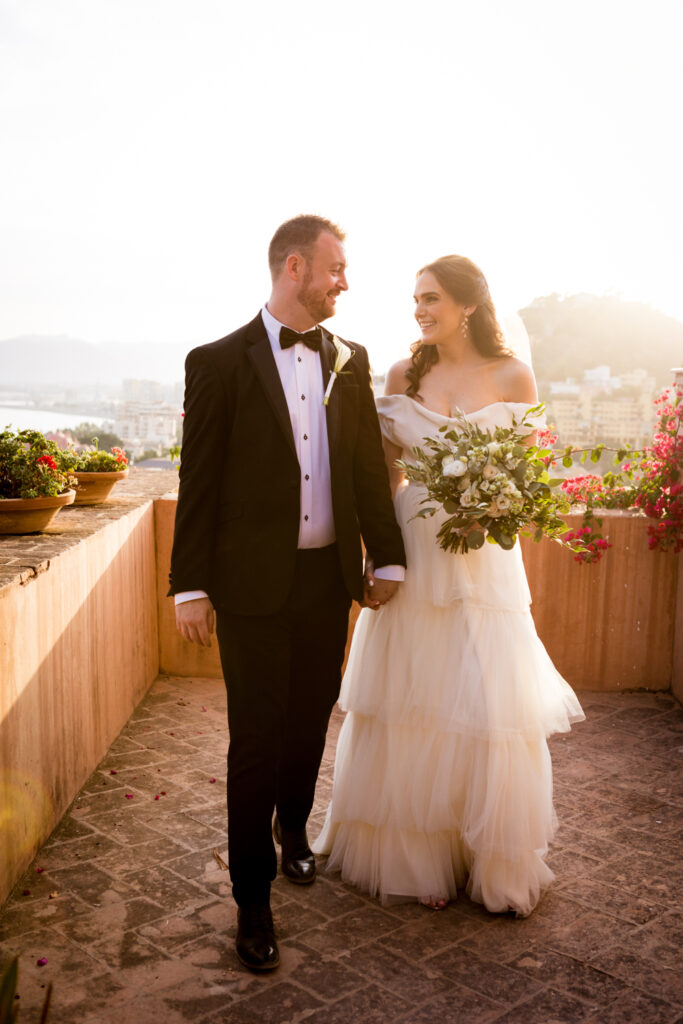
[313,483,584,916]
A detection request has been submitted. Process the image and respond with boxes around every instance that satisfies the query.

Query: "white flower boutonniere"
[323,336,354,405]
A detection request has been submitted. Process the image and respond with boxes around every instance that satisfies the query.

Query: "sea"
[0,408,106,433]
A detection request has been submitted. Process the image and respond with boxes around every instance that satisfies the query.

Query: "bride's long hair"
[406,255,512,399]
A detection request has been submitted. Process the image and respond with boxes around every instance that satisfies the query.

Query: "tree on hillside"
[519,294,683,387]
[62,422,126,450]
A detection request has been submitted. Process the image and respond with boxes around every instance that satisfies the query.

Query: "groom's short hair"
[268,215,345,280]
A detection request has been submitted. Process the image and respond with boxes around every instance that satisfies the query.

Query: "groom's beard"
[298,268,339,323]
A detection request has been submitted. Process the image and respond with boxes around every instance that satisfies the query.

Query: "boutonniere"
[323,336,354,406]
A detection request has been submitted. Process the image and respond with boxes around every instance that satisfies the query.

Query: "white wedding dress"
[313,395,585,916]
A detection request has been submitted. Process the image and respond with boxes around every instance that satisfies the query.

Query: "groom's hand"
[175,597,215,647]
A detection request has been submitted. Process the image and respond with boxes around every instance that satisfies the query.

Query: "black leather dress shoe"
[273,816,316,885]
[235,903,279,971]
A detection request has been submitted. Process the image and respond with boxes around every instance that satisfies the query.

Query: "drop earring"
[461,314,469,337]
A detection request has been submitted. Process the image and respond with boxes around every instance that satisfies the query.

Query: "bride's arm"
[381,358,412,496]
[382,437,404,497]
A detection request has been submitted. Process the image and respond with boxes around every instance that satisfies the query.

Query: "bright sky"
[1,0,682,372]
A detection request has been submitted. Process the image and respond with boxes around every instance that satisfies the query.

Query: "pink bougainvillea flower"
[209,778,216,784]
[36,867,45,874]
[201,706,207,712]
[109,770,118,775]
[125,794,134,800]
[37,958,47,966]
[160,791,166,796]
[154,795,160,800]
[22,889,31,896]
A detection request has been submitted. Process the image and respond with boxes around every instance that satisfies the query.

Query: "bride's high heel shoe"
[419,896,449,911]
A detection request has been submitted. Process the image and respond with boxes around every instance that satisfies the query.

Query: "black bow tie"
[279,326,323,352]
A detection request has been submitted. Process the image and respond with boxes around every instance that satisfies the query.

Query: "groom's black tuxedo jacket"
[169,312,406,615]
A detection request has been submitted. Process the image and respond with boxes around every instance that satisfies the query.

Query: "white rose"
[482,462,497,480]
[442,457,468,478]
[496,496,511,511]
[460,488,476,507]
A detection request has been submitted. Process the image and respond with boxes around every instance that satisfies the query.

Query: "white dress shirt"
[175,307,403,605]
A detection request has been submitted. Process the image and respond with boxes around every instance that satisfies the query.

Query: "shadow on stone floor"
[1,679,682,1024]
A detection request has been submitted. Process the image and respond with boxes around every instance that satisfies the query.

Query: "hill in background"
[0,335,190,388]
[519,294,683,389]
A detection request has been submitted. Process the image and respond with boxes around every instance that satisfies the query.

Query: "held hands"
[362,559,400,610]
[175,596,215,647]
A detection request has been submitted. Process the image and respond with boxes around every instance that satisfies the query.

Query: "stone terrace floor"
[1,680,682,1024]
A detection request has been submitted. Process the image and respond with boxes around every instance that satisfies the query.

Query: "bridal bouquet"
[398,404,571,554]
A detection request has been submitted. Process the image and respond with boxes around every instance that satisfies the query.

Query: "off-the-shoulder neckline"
[377,393,538,420]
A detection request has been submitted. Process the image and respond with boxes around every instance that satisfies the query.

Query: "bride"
[313,255,585,916]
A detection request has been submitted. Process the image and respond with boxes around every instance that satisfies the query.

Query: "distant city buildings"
[114,399,181,457]
[545,366,656,448]
[107,378,183,456]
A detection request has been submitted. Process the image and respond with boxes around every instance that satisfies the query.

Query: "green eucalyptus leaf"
[497,532,516,550]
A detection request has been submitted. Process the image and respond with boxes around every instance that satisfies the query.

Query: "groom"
[169,215,406,971]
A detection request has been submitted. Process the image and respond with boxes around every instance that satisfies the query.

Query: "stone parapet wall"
[0,470,177,904]
[520,511,680,695]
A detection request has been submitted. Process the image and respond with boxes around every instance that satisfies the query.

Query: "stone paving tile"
[379,906,488,961]
[275,940,365,1000]
[0,926,127,1023]
[301,981,409,1024]
[2,682,682,1024]
[205,978,323,1023]
[54,895,169,950]
[587,947,683,1007]
[297,902,404,955]
[555,875,666,925]
[95,836,191,879]
[581,989,683,1024]
[424,945,542,1005]
[343,941,453,1003]
[30,827,123,869]
[488,986,598,1023]
[0,890,93,941]
[397,986,502,1023]
[505,947,626,1008]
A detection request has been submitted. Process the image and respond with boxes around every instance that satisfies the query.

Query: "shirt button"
[304,514,309,521]
[301,394,306,400]
[298,356,302,362]
[303,434,308,440]
[305,474,309,480]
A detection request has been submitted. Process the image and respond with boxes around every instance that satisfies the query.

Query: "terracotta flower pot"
[0,489,76,534]
[73,468,129,505]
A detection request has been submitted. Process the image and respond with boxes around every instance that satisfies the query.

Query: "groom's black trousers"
[215,543,351,907]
